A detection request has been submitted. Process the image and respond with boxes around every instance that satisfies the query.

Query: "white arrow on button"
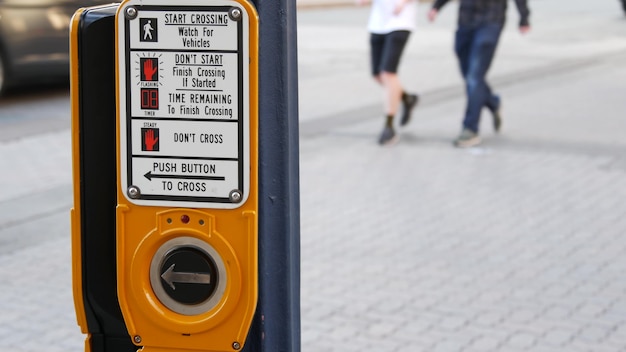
[161,263,211,290]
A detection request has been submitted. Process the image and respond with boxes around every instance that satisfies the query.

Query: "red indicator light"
[181,215,190,224]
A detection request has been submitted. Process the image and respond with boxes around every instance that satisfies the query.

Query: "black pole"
[244,0,301,351]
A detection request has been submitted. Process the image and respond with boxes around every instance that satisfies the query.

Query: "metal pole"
[244,0,301,351]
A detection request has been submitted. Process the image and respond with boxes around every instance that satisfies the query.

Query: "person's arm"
[393,0,415,15]
[428,0,451,22]
[514,0,531,34]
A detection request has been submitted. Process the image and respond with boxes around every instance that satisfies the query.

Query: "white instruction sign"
[117,0,251,209]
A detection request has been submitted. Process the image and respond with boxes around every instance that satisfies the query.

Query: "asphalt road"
[0,84,70,142]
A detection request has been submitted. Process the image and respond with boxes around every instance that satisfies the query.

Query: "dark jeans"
[454,23,503,133]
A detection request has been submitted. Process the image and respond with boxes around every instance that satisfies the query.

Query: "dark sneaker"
[378,126,398,146]
[400,94,419,126]
[488,96,502,133]
[453,129,481,148]
[492,104,502,133]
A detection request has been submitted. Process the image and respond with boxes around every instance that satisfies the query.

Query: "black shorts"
[370,30,411,76]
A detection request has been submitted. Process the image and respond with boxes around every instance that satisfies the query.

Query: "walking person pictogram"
[139,18,158,42]
[144,20,153,40]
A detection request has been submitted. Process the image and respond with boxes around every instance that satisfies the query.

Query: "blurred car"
[0,0,111,94]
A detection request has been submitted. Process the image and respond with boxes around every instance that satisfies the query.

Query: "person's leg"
[379,72,402,117]
[370,32,398,144]
[454,26,474,81]
[370,33,385,85]
[379,31,411,118]
[454,25,475,138]
[486,92,502,132]
[461,24,503,133]
[376,31,412,145]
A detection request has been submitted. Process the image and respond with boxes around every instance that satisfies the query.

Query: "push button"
[150,236,227,316]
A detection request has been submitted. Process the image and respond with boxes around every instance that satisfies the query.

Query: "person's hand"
[519,25,531,35]
[428,8,438,22]
[355,0,370,6]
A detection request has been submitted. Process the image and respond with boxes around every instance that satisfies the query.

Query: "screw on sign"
[229,190,242,203]
[127,186,141,199]
[125,6,137,19]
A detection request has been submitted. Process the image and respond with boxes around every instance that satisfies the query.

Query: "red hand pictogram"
[143,59,158,81]
[144,129,159,151]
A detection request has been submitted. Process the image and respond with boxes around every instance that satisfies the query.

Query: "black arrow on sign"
[161,264,212,290]
[144,171,225,181]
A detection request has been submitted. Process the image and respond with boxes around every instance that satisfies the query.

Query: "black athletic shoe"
[492,104,502,133]
[489,96,502,133]
[378,126,398,146]
[400,94,419,126]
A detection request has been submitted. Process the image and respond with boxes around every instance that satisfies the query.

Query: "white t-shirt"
[367,0,417,34]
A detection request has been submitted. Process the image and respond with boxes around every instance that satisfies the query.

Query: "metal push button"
[160,247,216,304]
[150,237,227,316]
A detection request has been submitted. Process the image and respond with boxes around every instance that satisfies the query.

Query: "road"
[1,1,626,351]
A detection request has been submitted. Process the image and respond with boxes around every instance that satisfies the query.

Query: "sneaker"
[488,95,502,133]
[378,125,398,146]
[400,94,419,126]
[453,128,481,148]
[492,104,502,133]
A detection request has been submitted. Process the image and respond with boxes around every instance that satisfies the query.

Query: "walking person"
[428,0,530,147]
[143,20,154,40]
[357,0,419,146]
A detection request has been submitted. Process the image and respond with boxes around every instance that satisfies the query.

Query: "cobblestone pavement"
[1,1,626,351]
[299,107,626,351]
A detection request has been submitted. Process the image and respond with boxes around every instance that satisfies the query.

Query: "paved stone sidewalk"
[0,130,71,202]
[299,120,626,351]
[0,234,80,352]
